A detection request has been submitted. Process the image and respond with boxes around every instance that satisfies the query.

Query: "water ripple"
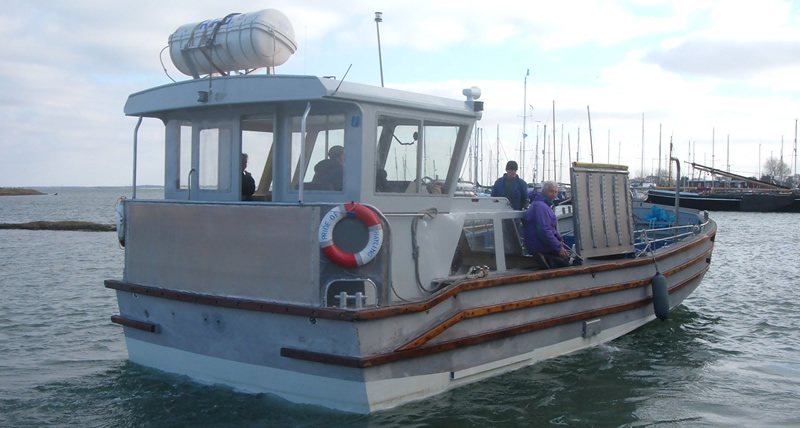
[2,193,800,427]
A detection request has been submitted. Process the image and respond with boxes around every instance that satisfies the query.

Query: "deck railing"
[634,218,709,256]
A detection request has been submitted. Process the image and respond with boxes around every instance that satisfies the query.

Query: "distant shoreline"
[0,221,115,231]
[0,186,164,196]
[0,187,46,196]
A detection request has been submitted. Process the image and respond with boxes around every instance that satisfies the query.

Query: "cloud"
[0,0,799,186]
[642,0,800,80]
[644,38,800,79]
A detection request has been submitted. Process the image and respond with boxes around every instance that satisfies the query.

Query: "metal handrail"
[297,102,312,203]
[634,219,709,256]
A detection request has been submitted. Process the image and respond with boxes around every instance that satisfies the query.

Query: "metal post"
[534,122,539,183]
[132,116,142,199]
[641,113,644,180]
[671,157,681,236]
[794,119,798,185]
[522,69,529,175]
[375,12,384,87]
[298,102,311,202]
[552,100,556,181]
[587,106,594,163]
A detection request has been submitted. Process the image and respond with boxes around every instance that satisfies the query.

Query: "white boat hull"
[112,258,709,413]
[123,308,658,413]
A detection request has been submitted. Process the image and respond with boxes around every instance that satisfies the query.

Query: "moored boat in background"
[646,188,800,212]
[646,162,800,212]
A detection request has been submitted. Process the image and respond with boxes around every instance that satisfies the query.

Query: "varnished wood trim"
[351,224,716,321]
[111,315,157,333]
[280,265,709,368]
[395,247,712,351]
[105,280,354,320]
[396,277,650,352]
[105,226,714,323]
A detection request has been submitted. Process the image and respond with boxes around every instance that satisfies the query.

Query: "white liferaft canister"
[168,9,297,77]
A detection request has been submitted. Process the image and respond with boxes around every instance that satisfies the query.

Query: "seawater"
[1,187,799,427]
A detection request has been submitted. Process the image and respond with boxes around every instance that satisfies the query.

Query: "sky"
[2,0,800,187]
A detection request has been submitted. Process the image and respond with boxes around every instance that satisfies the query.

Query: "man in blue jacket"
[491,161,527,210]
[524,180,569,268]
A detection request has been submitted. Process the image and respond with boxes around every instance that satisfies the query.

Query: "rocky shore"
[0,187,46,196]
[0,221,115,231]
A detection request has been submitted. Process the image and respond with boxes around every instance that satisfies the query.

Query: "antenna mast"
[521,69,529,176]
[496,124,500,185]
[794,119,798,185]
[552,100,556,182]
[641,113,644,180]
[374,12,384,87]
[587,106,594,162]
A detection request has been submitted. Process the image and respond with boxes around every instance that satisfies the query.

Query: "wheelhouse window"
[178,124,191,189]
[173,123,229,192]
[241,115,275,198]
[422,121,462,193]
[289,113,346,191]
[375,115,466,194]
[198,128,221,190]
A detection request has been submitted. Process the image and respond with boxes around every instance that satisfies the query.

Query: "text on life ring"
[319,203,383,268]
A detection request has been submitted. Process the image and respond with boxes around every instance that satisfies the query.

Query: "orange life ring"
[319,203,383,268]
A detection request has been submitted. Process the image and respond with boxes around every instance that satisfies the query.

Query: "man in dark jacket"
[523,180,569,268]
[241,153,256,201]
[311,145,344,191]
[491,160,527,210]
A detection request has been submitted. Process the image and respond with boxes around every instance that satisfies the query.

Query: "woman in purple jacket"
[523,181,569,268]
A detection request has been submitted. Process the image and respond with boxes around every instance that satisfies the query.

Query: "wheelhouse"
[126,76,482,213]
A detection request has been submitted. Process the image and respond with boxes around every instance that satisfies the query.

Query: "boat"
[106,9,717,414]
[646,188,741,211]
[646,188,800,212]
[646,162,800,212]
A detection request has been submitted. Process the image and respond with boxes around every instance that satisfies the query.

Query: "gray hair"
[542,180,558,192]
